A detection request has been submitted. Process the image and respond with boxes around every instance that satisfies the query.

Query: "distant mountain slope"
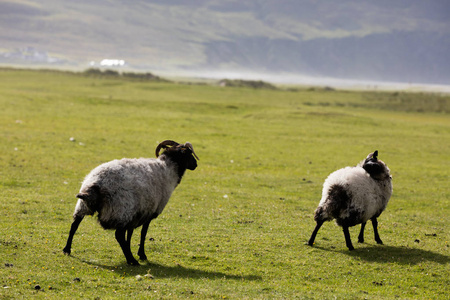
[1,0,449,84]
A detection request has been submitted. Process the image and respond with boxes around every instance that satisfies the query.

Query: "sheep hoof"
[127,259,140,266]
[376,239,383,245]
[139,255,148,261]
[138,248,148,260]
[348,246,355,251]
[63,248,71,255]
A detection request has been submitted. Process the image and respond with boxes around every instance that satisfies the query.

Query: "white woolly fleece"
[318,166,393,223]
[73,157,179,228]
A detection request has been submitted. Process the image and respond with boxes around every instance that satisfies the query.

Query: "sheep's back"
[78,158,178,228]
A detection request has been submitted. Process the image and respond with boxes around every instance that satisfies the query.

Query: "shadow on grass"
[68,254,261,281]
[311,244,450,265]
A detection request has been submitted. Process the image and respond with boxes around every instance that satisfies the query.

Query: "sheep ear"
[366,150,378,161]
[373,150,378,160]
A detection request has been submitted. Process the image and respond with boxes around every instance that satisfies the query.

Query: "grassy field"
[0,68,449,299]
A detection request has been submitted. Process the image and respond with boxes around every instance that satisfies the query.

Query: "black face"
[178,145,198,171]
[186,154,197,170]
[164,146,198,170]
[363,151,385,179]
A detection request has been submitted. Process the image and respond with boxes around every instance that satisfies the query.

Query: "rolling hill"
[1,0,449,84]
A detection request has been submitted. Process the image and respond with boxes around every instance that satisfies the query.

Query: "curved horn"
[155,140,179,157]
[184,142,199,160]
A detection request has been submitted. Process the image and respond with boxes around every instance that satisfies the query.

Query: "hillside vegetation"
[0,68,449,299]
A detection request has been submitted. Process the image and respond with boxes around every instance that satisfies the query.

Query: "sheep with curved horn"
[63,140,199,265]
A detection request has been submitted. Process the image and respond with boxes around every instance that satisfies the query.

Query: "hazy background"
[1,0,449,86]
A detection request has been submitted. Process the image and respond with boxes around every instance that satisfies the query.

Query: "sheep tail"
[77,184,104,213]
[314,184,350,222]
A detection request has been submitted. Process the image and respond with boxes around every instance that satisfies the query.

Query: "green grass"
[0,68,449,299]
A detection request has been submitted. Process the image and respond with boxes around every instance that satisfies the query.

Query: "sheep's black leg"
[63,216,84,255]
[371,217,383,244]
[126,228,134,248]
[115,228,139,266]
[137,220,151,260]
[358,222,366,243]
[342,226,355,250]
[308,220,324,246]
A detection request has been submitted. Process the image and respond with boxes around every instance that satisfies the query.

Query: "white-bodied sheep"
[308,150,392,250]
[63,140,199,265]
